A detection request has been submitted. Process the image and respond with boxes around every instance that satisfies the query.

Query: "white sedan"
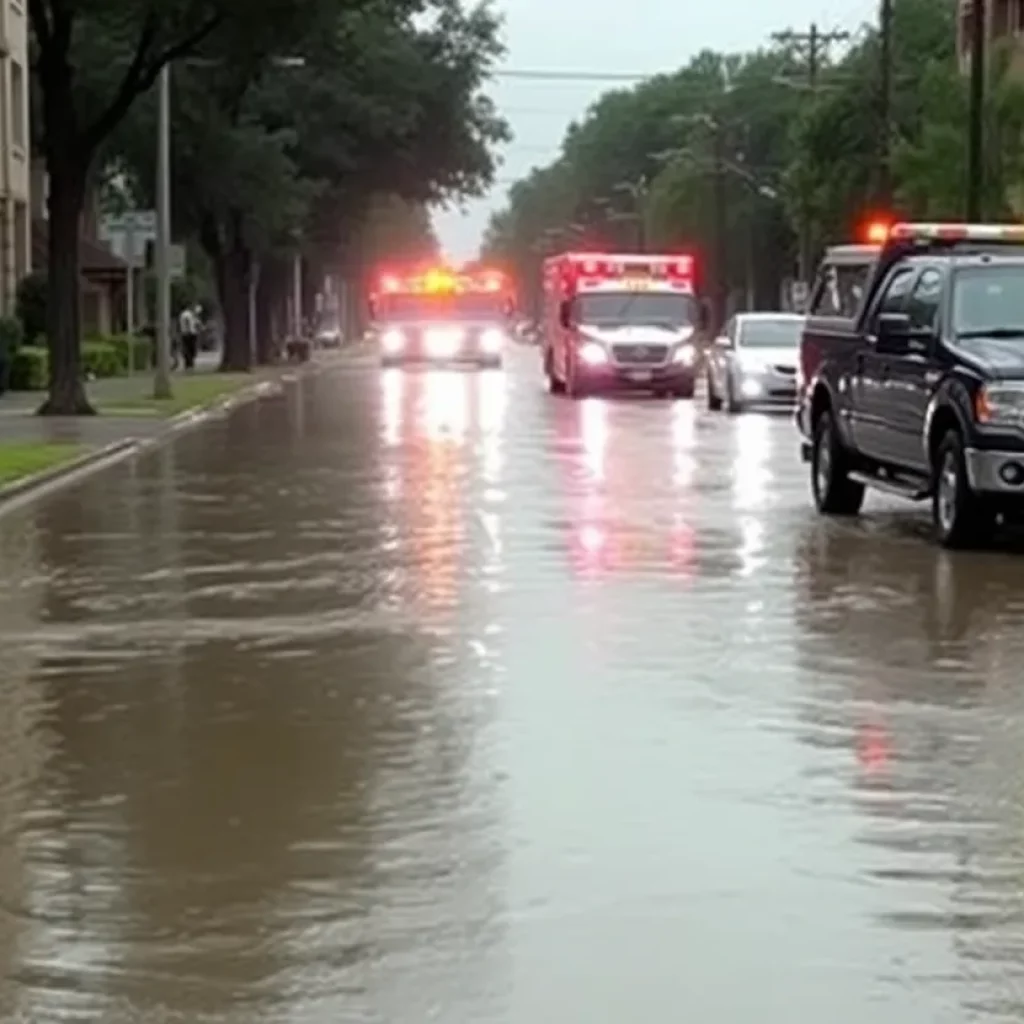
[706,311,803,413]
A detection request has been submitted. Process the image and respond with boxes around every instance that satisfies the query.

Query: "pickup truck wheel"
[811,409,865,515]
[933,430,993,548]
[706,372,722,410]
[726,378,743,414]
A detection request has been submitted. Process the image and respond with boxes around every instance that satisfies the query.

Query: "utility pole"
[879,0,893,205]
[154,63,172,400]
[772,23,849,293]
[712,121,727,332]
[967,0,985,219]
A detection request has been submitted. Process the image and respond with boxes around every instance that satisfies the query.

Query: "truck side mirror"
[558,299,572,329]
[876,312,911,353]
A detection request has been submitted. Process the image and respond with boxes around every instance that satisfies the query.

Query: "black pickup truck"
[795,222,1024,548]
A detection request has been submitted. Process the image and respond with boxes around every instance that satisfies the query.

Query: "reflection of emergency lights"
[857,720,890,775]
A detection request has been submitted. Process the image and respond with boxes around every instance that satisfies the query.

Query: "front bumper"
[965,447,1024,495]
[576,361,695,390]
[381,349,501,366]
[732,368,798,404]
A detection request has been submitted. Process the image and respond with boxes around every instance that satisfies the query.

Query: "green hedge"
[7,334,153,390]
[9,346,46,390]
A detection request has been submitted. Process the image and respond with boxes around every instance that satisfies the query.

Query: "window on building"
[1015,0,1024,32]
[10,60,25,149]
[13,201,27,284]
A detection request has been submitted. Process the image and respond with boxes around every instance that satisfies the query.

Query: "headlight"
[382,329,404,352]
[480,328,504,352]
[976,383,1024,426]
[673,343,695,365]
[579,341,607,365]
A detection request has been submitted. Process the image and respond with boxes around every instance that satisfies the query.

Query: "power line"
[771,23,851,89]
[491,69,654,81]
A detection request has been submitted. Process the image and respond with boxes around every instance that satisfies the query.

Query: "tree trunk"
[39,158,92,414]
[254,272,276,365]
[219,245,252,372]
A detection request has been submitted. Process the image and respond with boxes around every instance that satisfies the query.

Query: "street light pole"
[154,62,172,399]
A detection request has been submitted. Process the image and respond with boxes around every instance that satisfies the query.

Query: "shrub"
[81,341,121,378]
[8,345,47,390]
[106,333,151,372]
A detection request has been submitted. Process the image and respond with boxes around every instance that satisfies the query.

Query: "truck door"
[853,265,917,461]
[884,267,943,471]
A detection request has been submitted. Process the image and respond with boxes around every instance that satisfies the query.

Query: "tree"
[484,0,1024,310]
[30,0,226,413]
[110,0,506,370]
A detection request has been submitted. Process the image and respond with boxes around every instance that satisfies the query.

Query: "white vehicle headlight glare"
[579,341,607,365]
[977,384,1024,424]
[673,343,695,365]
[480,328,504,351]
[382,329,404,351]
[425,328,462,356]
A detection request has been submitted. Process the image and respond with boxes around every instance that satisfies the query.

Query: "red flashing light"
[380,274,401,292]
[863,220,891,244]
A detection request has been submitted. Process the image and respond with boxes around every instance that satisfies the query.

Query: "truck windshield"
[739,318,803,347]
[577,292,694,327]
[952,267,1024,337]
[378,294,506,321]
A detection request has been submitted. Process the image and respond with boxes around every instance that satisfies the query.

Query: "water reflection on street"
[1,347,1024,1020]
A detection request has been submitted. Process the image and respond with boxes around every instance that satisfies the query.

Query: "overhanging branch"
[79,12,224,157]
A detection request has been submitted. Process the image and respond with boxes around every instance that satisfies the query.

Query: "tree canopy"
[482,0,1024,323]
[106,0,506,367]
[31,0,506,409]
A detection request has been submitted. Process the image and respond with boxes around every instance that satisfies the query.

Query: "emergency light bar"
[562,253,693,279]
[863,221,1024,244]
[374,266,509,296]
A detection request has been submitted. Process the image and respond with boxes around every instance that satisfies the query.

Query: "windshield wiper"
[958,327,1024,339]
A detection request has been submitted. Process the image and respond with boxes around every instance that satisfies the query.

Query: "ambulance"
[541,252,708,398]
[369,266,514,368]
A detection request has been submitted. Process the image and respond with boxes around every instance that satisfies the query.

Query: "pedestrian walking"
[178,305,199,370]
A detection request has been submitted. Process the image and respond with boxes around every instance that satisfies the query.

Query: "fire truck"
[541,251,708,398]
[369,265,515,368]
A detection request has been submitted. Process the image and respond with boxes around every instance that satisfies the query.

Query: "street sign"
[104,210,156,233]
[100,210,157,269]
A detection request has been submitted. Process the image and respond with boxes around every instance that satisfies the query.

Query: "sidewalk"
[0,349,342,495]
[0,352,223,448]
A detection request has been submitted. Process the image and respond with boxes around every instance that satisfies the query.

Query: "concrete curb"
[0,369,307,514]
[0,438,140,518]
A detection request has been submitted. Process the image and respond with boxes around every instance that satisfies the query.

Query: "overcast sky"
[433,0,880,261]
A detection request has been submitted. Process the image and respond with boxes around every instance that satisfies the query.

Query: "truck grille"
[611,343,669,365]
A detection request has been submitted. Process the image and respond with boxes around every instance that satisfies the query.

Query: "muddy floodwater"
[3,347,1024,1021]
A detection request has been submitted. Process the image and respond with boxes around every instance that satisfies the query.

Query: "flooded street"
[4,346,1024,1021]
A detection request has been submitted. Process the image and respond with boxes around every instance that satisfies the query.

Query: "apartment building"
[958,0,1024,69]
[0,0,28,318]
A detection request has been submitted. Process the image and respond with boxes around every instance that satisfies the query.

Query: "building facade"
[958,0,1024,69]
[0,0,29,318]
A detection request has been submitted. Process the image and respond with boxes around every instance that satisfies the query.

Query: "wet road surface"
[2,346,1024,1021]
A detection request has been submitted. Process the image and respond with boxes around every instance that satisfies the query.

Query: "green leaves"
[485,0,1024,305]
